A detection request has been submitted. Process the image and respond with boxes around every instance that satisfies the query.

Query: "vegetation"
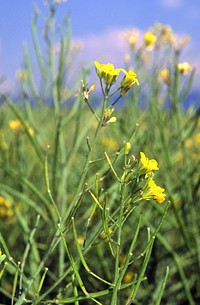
[0,1,199,304]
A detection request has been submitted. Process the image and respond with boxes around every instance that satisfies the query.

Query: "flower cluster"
[74,80,96,102]
[142,178,166,204]
[9,120,23,135]
[9,120,34,137]
[177,62,192,75]
[120,70,139,96]
[139,151,159,176]
[159,69,170,85]
[101,135,118,151]
[75,62,139,128]
[94,61,121,86]
[119,148,166,205]
[102,108,117,126]
[94,61,139,95]
[123,22,190,54]
[0,196,15,222]
[138,152,165,203]
[159,62,193,87]
[144,30,157,50]
[185,132,200,160]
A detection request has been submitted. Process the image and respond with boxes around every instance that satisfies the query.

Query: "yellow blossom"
[172,34,190,51]
[160,69,170,85]
[191,153,199,160]
[142,178,166,203]
[177,62,192,75]
[139,152,159,175]
[128,35,137,48]
[124,271,134,283]
[159,24,174,44]
[102,108,117,126]
[121,29,138,48]
[120,70,139,96]
[16,69,28,81]
[0,196,15,221]
[9,120,23,134]
[141,52,150,63]
[101,136,118,151]
[144,31,157,49]
[75,80,96,102]
[94,61,121,85]
[185,138,192,149]
[194,133,200,145]
[124,53,131,63]
[77,235,84,246]
[160,25,172,40]
[100,228,113,240]
[9,120,34,137]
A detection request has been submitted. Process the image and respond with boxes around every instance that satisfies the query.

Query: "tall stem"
[63,92,109,224]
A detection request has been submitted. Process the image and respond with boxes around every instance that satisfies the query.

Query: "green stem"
[110,182,125,305]
[62,92,109,224]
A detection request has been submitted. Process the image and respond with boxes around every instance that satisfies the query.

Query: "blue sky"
[0,0,200,93]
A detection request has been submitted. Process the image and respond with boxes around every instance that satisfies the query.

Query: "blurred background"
[0,0,200,95]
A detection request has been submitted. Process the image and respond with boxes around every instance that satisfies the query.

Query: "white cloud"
[71,26,200,93]
[74,29,125,66]
[0,78,15,95]
[73,27,143,68]
[161,0,183,9]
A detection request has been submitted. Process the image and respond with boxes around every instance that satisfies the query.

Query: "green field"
[0,2,200,305]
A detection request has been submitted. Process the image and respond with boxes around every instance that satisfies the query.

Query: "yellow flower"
[75,80,96,102]
[120,70,139,96]
[102,108,117,126]
[101,136,118,151]
[94,61,121,85]
[124,53,131,63]
[128,35,137,48]
[142,178,166,203]
[100,228,113,240]
[122,29,138,48]
[9,120,23,134]
[144,31,157,49]
[141,52,150,63]
[194,133,200,145]
[124,271,134,283]
[172,34,190,51]
[160,69,170,85]
[157,24,174,45]
[9,120,34,137]
[77,235,84,246]
[139,152,159,174]
[177,62,192,75]
[16,69,28,81]
[185,138,192,149]
[0,196,15,220]
[160,25,172,41]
